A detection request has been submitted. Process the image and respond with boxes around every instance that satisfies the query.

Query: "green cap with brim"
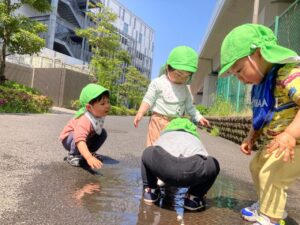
[74,83,109,118]
[219,23,300,77]
[163,118,200,139]
[166,46,199,73]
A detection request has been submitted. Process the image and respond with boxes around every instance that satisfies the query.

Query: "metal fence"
[6,54,89,74]
[216,0,300,112]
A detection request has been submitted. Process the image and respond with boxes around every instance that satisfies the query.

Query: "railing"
[6,54,89,74]
[55,32,82,58]
[269,0,300,54]
[61,0,94,28]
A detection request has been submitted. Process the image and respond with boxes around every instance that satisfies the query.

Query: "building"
[102,0,154,79]
[190,0,298,110]
[17,0,154,79]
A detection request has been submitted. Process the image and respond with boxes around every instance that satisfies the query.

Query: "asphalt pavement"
[0,108,299,225]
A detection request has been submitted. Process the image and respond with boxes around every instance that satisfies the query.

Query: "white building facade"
[103,0,154,79]
[17,0,154,79]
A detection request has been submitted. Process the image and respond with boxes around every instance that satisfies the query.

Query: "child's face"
[228,50,272,85]
[87,96,111,118]
[229,56,264,84]
[168,70,192,84]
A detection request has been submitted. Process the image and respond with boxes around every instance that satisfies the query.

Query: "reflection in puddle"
[71,168,256,225]
[71,167,141,224]
[68,167,299,225]
[73,182,101,205]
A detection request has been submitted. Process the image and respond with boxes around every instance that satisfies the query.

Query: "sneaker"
[184,194,206,211]
[241,201,260,221]
[241,202,288,222]
[66,154,82,167]
[92,152,103,162]
[143,188,161,204]
[253,215,284,225]
[157,178,165,187]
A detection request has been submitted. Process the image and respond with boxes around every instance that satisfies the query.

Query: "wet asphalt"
[0,108,299,225]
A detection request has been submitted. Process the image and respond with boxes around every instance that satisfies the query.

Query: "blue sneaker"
[184,194,206,211]
[241,201,260,221]
[143,188,161,204]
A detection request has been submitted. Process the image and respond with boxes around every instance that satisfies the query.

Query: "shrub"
[70,99,80,110]
[127,108,137,116]
[210,126,220,136]
[0,81,53,113]
[108,105,137,116]
[196,104,208,115]
[207,97,235,116]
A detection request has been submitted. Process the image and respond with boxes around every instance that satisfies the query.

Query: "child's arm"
[134,102,150,128]
[267,109,300,162]
[134,79,158,128]
[77,141,103,169]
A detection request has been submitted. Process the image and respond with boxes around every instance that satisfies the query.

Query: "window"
[122,8,125,20]
[123,23,128,34]
[139,33,142,44]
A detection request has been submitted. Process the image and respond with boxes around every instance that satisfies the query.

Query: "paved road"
[0,109,299,225]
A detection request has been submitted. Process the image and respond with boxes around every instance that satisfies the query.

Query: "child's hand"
[240,137,254,155]
[198,117,210,127]
[266,131,296,162]
[134,112,143,128]
[87,156,103,169]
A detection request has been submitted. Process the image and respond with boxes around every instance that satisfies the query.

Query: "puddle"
[2,161,299,225]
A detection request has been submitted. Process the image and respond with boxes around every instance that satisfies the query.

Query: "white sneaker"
[241,202,287,222]
[253,215,281,225]
[157,178,165,187]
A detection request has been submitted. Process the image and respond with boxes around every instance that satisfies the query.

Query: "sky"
[117,0,218,79]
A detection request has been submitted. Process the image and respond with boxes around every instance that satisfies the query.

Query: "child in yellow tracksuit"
[220,24,300,225]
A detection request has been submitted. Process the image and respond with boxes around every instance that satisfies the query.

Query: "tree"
[0,0,51,83]
[119,66,150,109]
[76,2,130,105]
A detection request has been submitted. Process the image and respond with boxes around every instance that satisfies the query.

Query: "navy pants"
[141,146,220,198]
[62,129,107,156]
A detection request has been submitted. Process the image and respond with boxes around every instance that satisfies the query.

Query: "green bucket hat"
[219,23,300,76]
[166,46,199,73]
[74,83,109,118]
[163,118,200,139]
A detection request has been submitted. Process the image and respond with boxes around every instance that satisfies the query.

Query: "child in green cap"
[59,83,111,169]
[134,46,210,146]
[220,23,300,225]
[141,118,219,210]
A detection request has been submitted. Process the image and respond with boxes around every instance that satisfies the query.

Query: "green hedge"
[0,81,53,113]
[108,105,137,116]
